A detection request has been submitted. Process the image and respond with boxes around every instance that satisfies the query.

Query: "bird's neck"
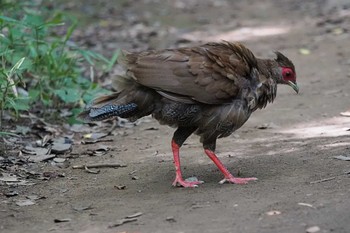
[256,59,279,79]
[252,59,278,110]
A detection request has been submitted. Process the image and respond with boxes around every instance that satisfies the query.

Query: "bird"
[79,41,298,188]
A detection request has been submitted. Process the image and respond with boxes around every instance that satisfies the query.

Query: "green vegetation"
[0,1,117,129]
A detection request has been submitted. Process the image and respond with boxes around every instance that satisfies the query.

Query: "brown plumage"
[80,41,298,187]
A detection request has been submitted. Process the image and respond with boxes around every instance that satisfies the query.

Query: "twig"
[84,166,100,174]
[108,218,137,228]
[72,163,127,169]
[81,139,114,144]
[310,171,350,184]
[310,176,336,184]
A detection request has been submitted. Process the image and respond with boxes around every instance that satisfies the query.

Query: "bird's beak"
[287,81,299,94]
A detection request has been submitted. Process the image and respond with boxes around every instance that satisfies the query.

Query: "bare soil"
[1,0,350,233]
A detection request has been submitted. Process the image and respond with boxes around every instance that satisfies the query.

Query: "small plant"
[0,0,117,127]
[0,57,27,130]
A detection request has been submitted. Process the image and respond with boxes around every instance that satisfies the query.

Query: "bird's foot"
[219,175,257,185]
[172,176,204,188]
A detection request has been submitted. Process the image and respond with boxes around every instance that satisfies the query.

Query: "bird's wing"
[120,42,259,104]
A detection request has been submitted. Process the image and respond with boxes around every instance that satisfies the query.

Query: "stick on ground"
[72,163,127,169]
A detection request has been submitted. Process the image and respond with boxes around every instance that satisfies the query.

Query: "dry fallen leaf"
[91,144,110,156]
[83,132,108,140]
[29,154,56,163]
[22,146,50,156]
[299,48,311,55]
[53,158,66,163]
[16,199,35,206]
[14,126,31,135]
[51,137,72,154]
[51,143,72,154]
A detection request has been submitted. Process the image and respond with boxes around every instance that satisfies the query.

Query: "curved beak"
[287,81,299,94]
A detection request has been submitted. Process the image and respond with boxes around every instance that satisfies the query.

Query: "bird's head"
[275,51,299,93]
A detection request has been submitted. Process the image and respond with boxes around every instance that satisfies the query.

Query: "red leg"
[204,149,257,184]
[171,140,203,188]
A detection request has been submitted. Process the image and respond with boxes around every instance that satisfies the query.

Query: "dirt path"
[1,1,350,233]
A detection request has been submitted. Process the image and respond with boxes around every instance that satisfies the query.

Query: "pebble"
[306,226,320,233]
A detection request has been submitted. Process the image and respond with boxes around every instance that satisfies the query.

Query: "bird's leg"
[172,127,203,188]
[203,142,257,184]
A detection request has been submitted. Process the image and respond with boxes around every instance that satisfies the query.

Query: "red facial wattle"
[281,67,299,93]
[282,67,296,83]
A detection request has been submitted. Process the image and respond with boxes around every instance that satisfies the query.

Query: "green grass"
[0,0,118,129]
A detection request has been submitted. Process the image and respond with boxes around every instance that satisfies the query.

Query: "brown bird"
[80,41,298,187]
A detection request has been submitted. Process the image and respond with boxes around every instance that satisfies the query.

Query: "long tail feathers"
[87,103,138,121]
[79,94,138,121]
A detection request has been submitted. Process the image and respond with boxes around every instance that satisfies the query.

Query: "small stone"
[306,226,320,233]
[54,218,71,223]
[53,158,66,163]
[166,216,176,222]
[266,210,281,216]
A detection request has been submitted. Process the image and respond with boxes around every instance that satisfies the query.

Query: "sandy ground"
[1,0,350,233]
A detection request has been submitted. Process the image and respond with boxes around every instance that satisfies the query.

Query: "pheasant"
[80,41,298,187]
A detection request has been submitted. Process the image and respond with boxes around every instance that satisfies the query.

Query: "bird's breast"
[152,100,202,127]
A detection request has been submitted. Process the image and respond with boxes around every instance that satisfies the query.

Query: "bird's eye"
[285,71,291,77]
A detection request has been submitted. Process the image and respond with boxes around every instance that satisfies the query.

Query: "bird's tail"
[80,51,157,122]
[79,84,157,122]
[78,92,139,121]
